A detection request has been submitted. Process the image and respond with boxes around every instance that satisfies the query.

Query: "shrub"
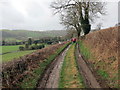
[38,45,42,49]
[47,41,53,45]
[29,44,45,50]
[29,46,34,50]
[28,38,32,45]
[39,44,45,49]
[25,43,29,50]
[19,46,25,51]
[34,41,38,45]
[30,45,38,50]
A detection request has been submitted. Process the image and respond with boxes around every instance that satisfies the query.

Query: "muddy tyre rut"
[36,45,71,88]
[75,44,101,88]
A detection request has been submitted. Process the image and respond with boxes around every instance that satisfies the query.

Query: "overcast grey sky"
[0,0,119,31]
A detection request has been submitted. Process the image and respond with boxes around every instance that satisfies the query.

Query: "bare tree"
[51,0,106,38]
[60,6,81,38]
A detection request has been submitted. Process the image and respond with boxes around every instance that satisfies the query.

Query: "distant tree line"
[2,40,25,46]
[19,37,67,51]
[1,36,67,46]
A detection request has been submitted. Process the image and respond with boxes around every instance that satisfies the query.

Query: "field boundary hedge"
[2,42,70,88]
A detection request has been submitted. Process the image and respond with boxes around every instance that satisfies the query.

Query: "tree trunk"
[81,3,91,35]
[76,27,81,40]
[81,24,91,35]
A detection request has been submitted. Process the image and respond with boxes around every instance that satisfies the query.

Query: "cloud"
[0,1,26,29]
[0,0,119,30]
[92,2,118,29]
[0,0,63,30]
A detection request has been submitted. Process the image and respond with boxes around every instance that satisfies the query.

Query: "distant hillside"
[1,29,67,41]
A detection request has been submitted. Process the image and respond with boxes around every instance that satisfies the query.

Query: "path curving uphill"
[36,44,71,88]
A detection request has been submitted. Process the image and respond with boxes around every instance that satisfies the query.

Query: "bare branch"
[51,0,106,36]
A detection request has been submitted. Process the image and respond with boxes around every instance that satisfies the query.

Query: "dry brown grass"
[82,26,119,88]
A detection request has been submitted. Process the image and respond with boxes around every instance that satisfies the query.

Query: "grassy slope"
[19,43,70,88]
[80,26,118,88]
[2,50,35,62]
[59,44,85,88]
[79,41,111,87]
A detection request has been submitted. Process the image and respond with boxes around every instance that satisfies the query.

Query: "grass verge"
[78,41,115,87]
[78,41,91,60]
[97,70,109,79]
[19,42,70,88]
[59,43,85,88]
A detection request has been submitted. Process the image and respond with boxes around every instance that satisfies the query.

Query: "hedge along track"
[36,44,71,88]
[75,43,101,88]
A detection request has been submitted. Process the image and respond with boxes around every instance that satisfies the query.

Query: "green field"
[2,50,35,62]
[0,43,46,54]
[1,43,48,62]
[0,45,23,54]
